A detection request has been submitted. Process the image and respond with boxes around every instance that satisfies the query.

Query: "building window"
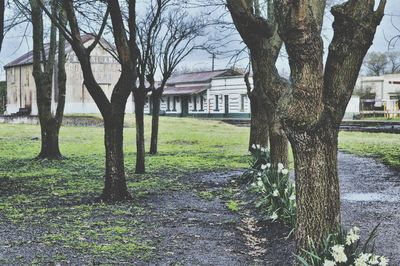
[167,97,170,111]
[200,95,204,111]
[214,95,219,111]
[240,94,246,112]
[193,95,197,111]
[173,96,177,111]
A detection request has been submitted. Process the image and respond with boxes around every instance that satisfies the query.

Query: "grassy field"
[0,116,399,263]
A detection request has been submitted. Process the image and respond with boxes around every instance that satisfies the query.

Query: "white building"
[145,69,252,118]
[3,35,135,115]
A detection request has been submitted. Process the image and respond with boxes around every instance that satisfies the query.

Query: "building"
[3,35,134,115]
[355,74,400,117]
[144,69,252,118]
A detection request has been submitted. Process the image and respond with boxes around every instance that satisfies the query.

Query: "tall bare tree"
[363,51,389,75]
[39,0,140,201]
[137,1,205,155]
[227,0,288,166]
[30,0,67,159]
[268,0,385,254]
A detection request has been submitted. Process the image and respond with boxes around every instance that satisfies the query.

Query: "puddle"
[342,192,400,202]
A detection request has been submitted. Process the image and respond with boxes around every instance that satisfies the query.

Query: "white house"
[355,74,400,117]
[145,69,252,118]
[3,35,135,115]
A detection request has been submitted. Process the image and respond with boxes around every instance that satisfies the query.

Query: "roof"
[166,69,243,85]
[163,85,209,95]
[4,35,94,69]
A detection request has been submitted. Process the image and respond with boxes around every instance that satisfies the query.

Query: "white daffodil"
[284,188,288,194]
[257,180,263,187]
[256,144,261,149]
[249,170,254,174]
[379,256,388,266]
[331,245,347,263]
[277,163,284,173]
[261,164,267,170]
[266,163,271,168]
[355,257,368,266]
[257,172,262,176]
[272,190,279,197]
[252,144,256,149]
[260,147,265,152]
[323,260,336,266]
[289,194,296,201]
[270,211,278,220]
[369,255,380,265]
[346,226,360,245]
[281,169,289,175]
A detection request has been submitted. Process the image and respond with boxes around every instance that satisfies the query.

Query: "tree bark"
[134,90,146,174]
[149,89,162,155]
[288,126,340,253]
[248,93,269,150]
[101,115,131,201]
[269,112,288,167]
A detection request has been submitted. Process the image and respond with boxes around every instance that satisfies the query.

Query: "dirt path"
[0,152,399,265]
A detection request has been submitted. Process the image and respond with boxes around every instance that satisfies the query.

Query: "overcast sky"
[0,0,399,80]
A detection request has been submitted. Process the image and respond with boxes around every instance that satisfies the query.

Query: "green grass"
[0,116,399,262]
[339,131,400,169]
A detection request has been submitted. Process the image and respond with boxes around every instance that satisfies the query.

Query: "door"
[224,95,229,116]
[181,96,189,116]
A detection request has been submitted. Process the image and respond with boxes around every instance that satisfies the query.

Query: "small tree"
[137,0,205,155]
[30,0,67,160]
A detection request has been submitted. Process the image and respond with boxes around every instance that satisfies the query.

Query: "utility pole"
[211,53,216,71]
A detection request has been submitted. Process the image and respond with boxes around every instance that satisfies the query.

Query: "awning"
[163,85,208,95]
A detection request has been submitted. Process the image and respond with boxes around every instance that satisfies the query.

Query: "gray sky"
[0,0,399,80]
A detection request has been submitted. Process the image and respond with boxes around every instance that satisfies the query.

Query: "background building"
[3,35,134,115]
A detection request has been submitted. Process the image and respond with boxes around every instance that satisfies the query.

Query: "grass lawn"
[0,116,399,263]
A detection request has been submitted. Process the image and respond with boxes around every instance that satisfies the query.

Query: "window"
[193,95,197,111]
[167,97,170,111]
[214,95,219,111]
[240,94,246,112]
[173,96,177,111]
[200,95,204,111]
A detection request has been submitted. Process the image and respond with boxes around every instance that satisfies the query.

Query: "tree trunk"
[288,126,341,253]
[101,115,131,201]
[248,92,269,151]
[269,112,288,167]
[37,119,62,159]
[149,91,161,155]
[134,93,146,174]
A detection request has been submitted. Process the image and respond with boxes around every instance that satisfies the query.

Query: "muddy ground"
[0,152,399,265]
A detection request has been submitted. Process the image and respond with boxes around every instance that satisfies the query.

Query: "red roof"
[167,69,243,85]
[163,85,209,95]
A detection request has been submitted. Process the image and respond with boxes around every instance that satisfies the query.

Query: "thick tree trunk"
[134,94,146,174]
[288,126,341,253]
[101,116,131,201]
[38,120,62,159]
[149,92,161,155]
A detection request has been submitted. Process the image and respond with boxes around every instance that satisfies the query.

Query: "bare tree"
[227,0,289,166]
[137,2,205,155]
[39,0,140,201]
[387,51,400,74]
[363,51,389,75]
[29,0,67,159]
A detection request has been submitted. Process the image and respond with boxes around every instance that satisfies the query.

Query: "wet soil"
[0,152,399,265]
